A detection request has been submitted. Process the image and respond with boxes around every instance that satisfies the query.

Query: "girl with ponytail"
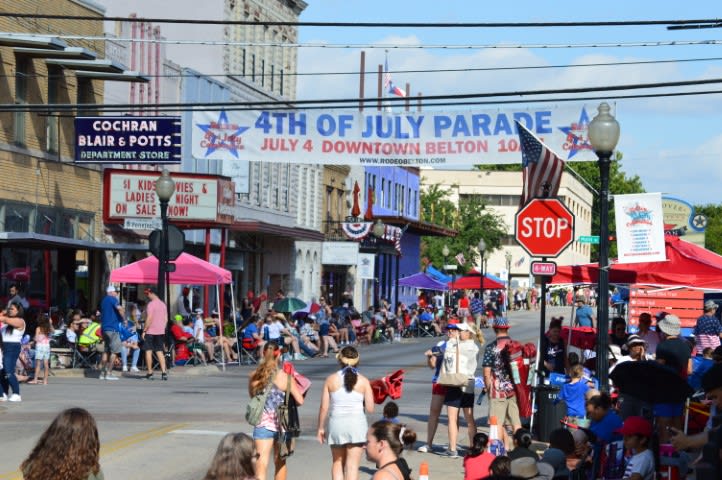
[248,342,304,480]
[317,345,375,480]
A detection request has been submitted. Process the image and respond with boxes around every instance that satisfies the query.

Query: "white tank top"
[330,370,364,416]
[2,322,25,343]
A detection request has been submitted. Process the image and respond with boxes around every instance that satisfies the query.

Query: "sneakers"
[130,366,140,372]
[99,372,106,380]
[161,372,168,381]
[105,374,119,381]
[8,394,21,402]
[122,366,128,372]
[438,449,459,459]
[145,373,154,380]
[417,444,430,453]
[0,394,7,402]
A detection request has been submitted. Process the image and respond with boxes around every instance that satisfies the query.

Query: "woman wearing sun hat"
[317,345,374,480]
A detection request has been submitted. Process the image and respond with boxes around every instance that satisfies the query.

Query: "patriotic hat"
[493,317,511,329]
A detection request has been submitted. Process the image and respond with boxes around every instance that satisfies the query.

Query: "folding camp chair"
[71,342,99,369]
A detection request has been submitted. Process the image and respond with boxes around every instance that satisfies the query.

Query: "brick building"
[0,1,146,311]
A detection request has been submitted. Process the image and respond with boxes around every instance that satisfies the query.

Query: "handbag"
[245,373,274,426]
[276,373,297,458]
[437,340,469,387]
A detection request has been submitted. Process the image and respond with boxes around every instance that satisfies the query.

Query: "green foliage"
[694,204,722,254]
[568,154,645,260]
[420,184,508,273]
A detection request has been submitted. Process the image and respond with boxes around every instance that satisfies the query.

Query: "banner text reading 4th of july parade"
[190,105,607,166]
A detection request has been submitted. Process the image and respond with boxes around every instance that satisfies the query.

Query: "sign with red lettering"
[530,261,557,276]
[103,169,232,225]
[515,198,575,258]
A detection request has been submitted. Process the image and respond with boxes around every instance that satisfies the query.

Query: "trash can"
[535,385,566,442]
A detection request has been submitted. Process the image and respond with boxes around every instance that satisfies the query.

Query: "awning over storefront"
[374,215,457,238]
[0,232,146,252]
[230,221,325,242]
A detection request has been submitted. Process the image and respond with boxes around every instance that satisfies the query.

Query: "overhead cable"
[2,12,722,28]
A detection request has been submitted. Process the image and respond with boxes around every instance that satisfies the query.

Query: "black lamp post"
[505,251,512,312]
[155,169,176,306]
[442,244,450,307]
[588,102,620,392]
[478,239,486,301]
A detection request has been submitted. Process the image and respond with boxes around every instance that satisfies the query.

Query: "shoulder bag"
[276,373,298,458]
[437,340,469,387]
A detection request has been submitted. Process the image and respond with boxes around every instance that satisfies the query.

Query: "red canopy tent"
[549,236,722,289]
[449,273,505,290]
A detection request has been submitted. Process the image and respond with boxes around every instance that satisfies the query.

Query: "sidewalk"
[48,363,223,379]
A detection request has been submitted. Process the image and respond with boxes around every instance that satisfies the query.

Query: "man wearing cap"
[574,296,596,329]
[694,300,722,352]
[142,287,169,380]
[176,287,191,319]
[98,285,124,381]
[654,314,693,442]
[482,317,520,451]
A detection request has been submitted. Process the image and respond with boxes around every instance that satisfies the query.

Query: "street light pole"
[505,251,512,313]
[442,244,450,307]
[155,169,176,307]
[588,102,620,393]
[478,239,486,304]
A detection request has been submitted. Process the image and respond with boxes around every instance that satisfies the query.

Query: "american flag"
[517,121,565,207]
[455,253,466,266]
[514,257,525,267]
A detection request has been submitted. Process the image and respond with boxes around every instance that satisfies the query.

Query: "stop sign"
[515,198,575,258]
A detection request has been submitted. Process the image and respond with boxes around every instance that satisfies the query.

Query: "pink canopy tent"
[549,236,722,289]
[110,253,231,285]
[110,253,235,368]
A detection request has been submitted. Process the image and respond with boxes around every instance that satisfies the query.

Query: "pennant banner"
[614,192,666,264]
[191,105,605,166]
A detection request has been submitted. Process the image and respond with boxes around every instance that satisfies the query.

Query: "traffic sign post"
[515,198,575,258]
[515,198,575,387]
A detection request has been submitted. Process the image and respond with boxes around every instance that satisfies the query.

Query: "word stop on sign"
[519,217,571,238]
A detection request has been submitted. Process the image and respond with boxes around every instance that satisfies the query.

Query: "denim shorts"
[253,426,280,440]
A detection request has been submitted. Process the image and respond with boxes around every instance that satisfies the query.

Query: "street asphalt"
[0,306,564,479]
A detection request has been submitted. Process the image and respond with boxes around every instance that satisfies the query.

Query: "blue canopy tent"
[397,272,448,291]
[425,265,452,284]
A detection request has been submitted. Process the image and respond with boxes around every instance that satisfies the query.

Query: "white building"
[421,169,594,288]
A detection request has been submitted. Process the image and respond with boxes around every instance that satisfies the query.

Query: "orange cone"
[419,460,429,480]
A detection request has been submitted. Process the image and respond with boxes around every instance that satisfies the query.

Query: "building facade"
[0,1,148,311]
[421,169,593,288]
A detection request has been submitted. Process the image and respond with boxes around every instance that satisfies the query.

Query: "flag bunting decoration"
[342,222,372,240]
[380,224,403,255]
[517,120,565,206]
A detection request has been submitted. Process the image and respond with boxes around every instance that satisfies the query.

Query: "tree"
[475,152,645,261]
[694,204,722,254]
[420,182,507,272]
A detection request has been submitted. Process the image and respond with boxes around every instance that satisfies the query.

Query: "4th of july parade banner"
[191,105,608,166]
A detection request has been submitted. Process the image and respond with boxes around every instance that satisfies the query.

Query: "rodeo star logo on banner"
[191,104,606,167]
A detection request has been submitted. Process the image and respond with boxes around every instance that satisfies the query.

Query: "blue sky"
[297,1,722,205]
[96,1,722,205]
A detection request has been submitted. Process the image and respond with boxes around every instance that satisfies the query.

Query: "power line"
[8,55,722,80]
[9,76,722,112]
[14,32,722,50]
[2,12,721,28]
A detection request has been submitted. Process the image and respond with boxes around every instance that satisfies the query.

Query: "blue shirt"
[590,410,623,444]
[694,314,722,336]
[243,323,258,340]
[100,294,121,332]
[557,380,589,418]
[576,305,595,327]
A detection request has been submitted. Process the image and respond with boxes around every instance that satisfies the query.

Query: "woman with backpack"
[248,342,304,480]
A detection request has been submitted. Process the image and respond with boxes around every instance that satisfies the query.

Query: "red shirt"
[459,297,470,309]
[464,451,495,480]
